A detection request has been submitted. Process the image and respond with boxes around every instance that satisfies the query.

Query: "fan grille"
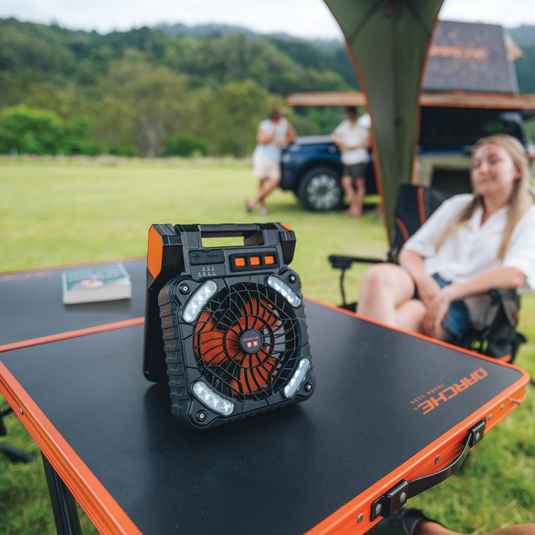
[192,282,302,401]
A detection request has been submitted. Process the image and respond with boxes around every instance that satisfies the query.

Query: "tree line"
[0,18,355,157]
[1,18,535,157]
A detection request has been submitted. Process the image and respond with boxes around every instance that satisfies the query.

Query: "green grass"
[0,157,389,303]
[0,157,534,534]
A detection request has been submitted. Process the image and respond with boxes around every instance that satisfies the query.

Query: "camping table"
[0,262,529,535]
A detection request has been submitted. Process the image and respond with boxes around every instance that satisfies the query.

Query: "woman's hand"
[414,274,441,308]
[422,287,453,338]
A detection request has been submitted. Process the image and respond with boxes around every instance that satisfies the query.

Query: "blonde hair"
[435,134,535,259]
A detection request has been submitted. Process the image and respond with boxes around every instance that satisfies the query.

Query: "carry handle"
[370,418,486,520]
[199,224,266,247]
[199,224,264,239]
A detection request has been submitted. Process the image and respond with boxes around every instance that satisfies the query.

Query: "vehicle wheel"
[297,167,343,212]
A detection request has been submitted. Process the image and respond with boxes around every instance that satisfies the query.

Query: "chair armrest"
[328,255,385,308]
[328,255,384,270]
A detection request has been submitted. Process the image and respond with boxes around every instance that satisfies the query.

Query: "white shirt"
[253,118,288,163]
[357,113,371,129]
[333,119,369,165]
[404,194,535,327]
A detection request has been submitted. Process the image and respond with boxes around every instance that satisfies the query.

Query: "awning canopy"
[287,91,535,110]
[323,0,444,243]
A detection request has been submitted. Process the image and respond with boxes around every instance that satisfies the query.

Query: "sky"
[1,0,535,39]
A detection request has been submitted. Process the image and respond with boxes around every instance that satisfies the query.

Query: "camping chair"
[329,184,526,363]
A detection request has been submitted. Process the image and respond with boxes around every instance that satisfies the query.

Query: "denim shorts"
[420,274,473,341]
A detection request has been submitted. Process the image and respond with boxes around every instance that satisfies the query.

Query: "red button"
[264,255,275,265]
[234,258,246,267]
[250,256,260,266]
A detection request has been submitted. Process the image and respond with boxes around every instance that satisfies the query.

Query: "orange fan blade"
[195,311,226,366]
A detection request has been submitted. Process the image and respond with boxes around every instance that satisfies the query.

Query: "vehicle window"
[419,107,523,149]
[482,120,509,135]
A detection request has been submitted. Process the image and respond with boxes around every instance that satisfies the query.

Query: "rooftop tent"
[286,91,535,110]
[323,0,443,243]
[424,20,519,93]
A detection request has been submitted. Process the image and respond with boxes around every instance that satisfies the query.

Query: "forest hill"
[1,18,535,157]
[0,19,355,157]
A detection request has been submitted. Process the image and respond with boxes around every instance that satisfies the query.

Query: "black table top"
[0,300,526,535]
[0,259,146,347]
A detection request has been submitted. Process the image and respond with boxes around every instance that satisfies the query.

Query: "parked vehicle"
[280,107,534,212]
[417,107,534,194]
[280,135,373,212]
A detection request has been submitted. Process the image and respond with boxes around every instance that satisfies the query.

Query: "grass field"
[0,157,534,534]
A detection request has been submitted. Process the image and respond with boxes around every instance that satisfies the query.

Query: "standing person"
[247,106,296,216]
[332,107,370,217]
[357,134,535,342]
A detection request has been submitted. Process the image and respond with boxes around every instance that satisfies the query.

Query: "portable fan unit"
[143,223,315,429]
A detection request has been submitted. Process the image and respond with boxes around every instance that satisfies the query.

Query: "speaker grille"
[193,283,301,401]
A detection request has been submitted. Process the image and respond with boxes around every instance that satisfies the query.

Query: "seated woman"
[357,134,535,342]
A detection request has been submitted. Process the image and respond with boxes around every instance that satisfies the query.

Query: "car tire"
[297,166,343,212]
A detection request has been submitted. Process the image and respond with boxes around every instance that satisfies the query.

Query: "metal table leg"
[42,452,83,535]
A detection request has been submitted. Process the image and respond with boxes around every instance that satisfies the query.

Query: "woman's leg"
[357,264,425,332]
[248,177,273,209]
[259,178,268,209]
[395,299,427,333]
[255,176,280,204]
[248,177,266,210]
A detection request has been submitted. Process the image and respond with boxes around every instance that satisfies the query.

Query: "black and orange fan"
[143,223,315,429]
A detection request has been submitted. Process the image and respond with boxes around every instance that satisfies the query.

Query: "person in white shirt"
[357,134,535,342]
[247,106,296,216]
[332,107,370,217]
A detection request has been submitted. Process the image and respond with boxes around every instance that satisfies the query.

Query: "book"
[62,263,132,304]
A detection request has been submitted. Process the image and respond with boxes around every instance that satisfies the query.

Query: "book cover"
[62,263,132,304]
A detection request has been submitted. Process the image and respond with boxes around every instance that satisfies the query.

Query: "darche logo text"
[429,45,489,62]
[411,368,488,415]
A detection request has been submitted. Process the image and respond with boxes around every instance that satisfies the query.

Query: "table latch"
[370,418,486,521]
